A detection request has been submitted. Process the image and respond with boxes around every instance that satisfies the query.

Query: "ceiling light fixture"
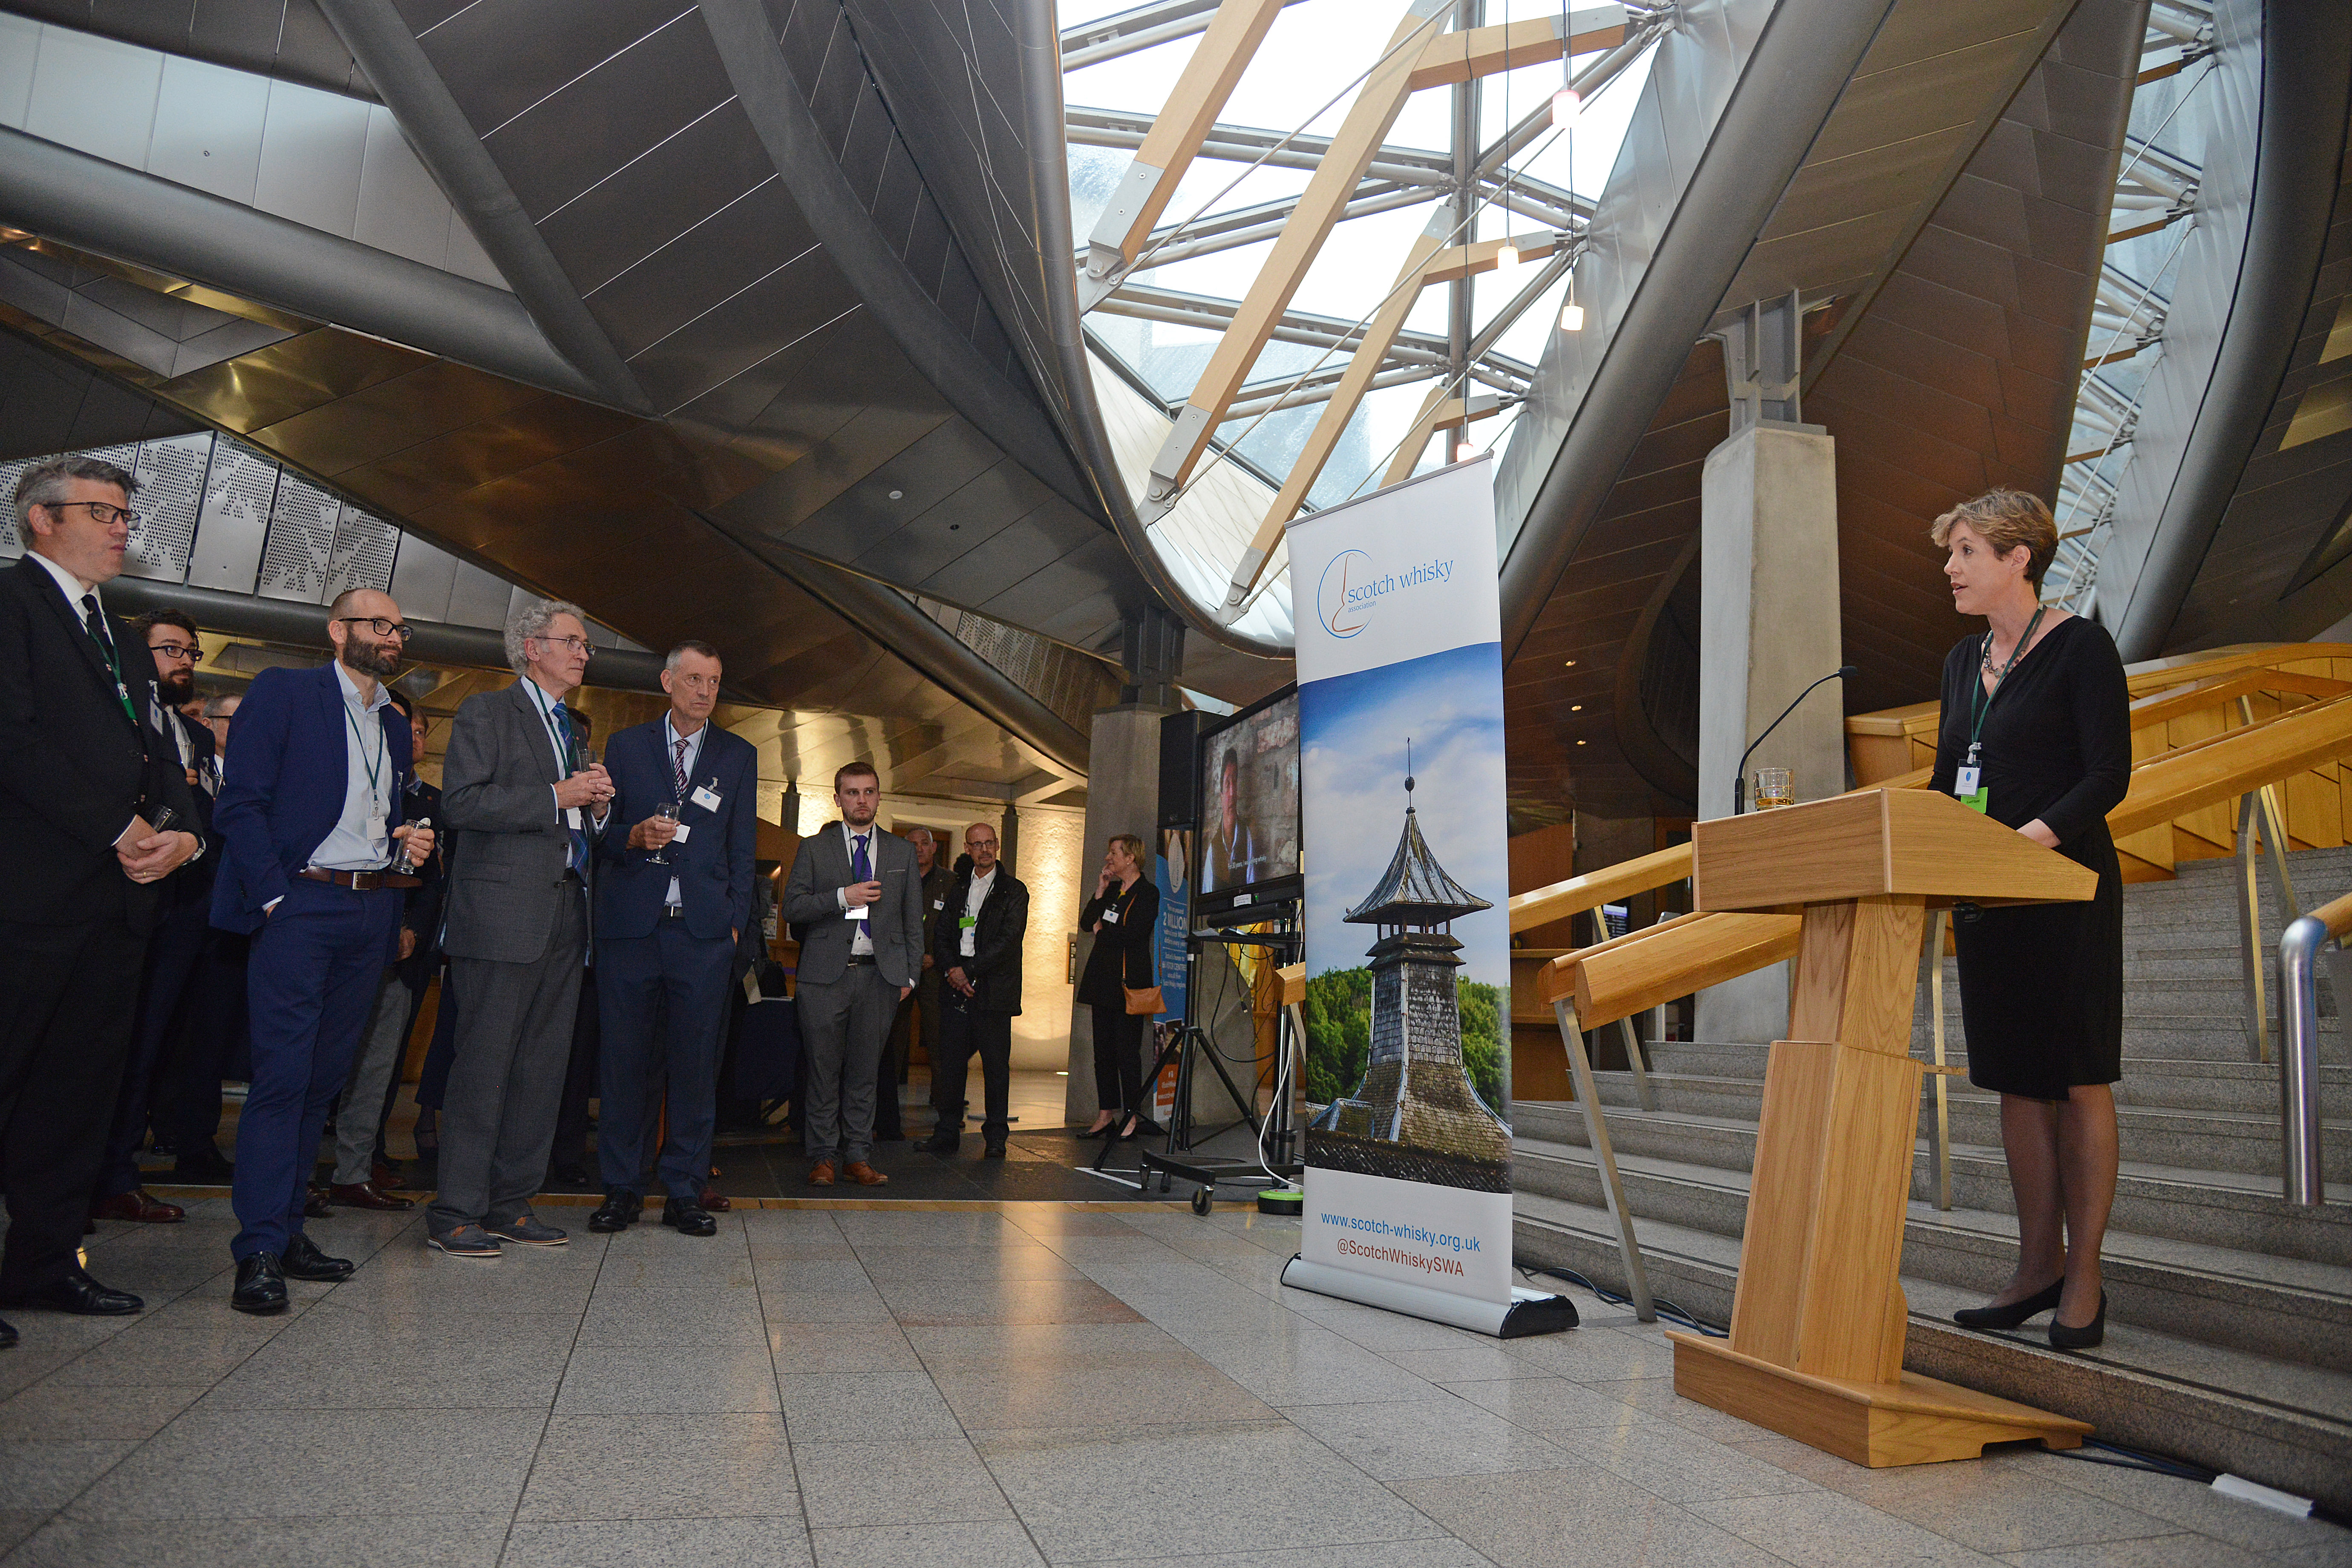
[1552,86,1580,127]
[1494,239,1520,272]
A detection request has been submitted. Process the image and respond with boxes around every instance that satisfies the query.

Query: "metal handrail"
[2277,889,2352,1206]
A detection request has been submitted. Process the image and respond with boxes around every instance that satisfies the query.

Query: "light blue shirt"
[661,713,707,909]
[309,661,393,872]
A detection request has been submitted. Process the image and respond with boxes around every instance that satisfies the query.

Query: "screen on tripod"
[1198,690,1300,899]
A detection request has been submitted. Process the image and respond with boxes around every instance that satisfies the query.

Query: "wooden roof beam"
[1405,9,1628,92]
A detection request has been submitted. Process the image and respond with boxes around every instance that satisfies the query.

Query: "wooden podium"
[1667,788,2096,1467]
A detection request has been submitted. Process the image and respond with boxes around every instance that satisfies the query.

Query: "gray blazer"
[440,681,606,964]
[782,821,923,989]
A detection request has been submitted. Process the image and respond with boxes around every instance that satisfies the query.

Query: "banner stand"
[1278,1257,1577,1338]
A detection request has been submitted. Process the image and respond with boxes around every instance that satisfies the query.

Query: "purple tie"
[852,832,871,882]
[673,736,690,798]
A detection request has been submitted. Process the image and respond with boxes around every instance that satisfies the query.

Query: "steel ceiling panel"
[533,103,778,295]
[585,179,821,359]
[248,357,552,475]
[622,257,866,415]
[410,0,692,133]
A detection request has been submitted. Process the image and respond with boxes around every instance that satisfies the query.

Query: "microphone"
[1733,666,1856,814]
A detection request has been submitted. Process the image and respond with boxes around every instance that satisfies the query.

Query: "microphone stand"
[1732,666,1856,814]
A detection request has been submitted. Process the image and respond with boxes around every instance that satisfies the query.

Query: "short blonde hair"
[1930,489,2058,588]
[1108,833,1145,863]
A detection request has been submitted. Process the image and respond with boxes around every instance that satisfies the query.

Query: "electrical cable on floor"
[1519,1263,1726,1337]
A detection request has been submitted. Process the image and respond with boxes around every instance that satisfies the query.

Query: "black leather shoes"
[232,1252,288,1314]
[983,1141,1007,1159]
[2048,1290,2107,1351]
[1952,1277,2064,1331]
[588,1188,643,1234]
[0,1269,143,1317]
[0,1314,14,1349]
[282,1233,356,1282]
[662,1198,717,1237]
[920,1130,961,1153]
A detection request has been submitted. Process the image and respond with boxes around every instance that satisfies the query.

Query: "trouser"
[596,920,733,1198]
[549,966,601,1177]
[1091,1003,1146,1114]
[934,1000,1013,1144]
[871,989,906,1142]
[415,962,460,1113]
[93,902,210,1198]
[0,915,144,1294]
[157,928,246,1163]
[902,971,945,1121]
[332,966,418,1186]
[796,962,897,1165]
[233,879,403,1261]
[429,885,586,1235]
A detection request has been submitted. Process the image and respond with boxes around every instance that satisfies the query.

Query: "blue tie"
[553,706,588,876]
[852,832,871,882]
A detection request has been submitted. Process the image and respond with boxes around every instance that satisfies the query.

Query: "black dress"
[1928,616,2131,1101]
[1078,879,1159,1114]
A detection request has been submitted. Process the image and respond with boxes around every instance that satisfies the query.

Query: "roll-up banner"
[1278,458,1574,1339]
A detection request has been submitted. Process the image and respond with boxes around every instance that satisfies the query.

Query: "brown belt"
[299,867,421,891]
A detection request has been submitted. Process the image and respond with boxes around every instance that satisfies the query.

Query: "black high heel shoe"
[1951,1277,2064,1331]
[2047,1289,2107,1351]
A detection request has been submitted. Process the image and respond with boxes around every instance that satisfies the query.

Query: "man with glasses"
[0,457,204,1346]
[88,611,222,1225]
[431,602,613,1257]
[922,823,1028,1159]
[588,640,757,1237]
[209,588,434,1311]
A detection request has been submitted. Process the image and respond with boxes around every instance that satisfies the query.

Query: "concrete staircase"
[1509,844,2352,1510]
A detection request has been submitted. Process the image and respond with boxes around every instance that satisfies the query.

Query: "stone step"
[1509,1188,2352,1514]
[1613,1051,2352,1117]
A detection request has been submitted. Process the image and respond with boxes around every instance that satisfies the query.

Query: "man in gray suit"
[430,601,613,1256]
[781,761,921,1187]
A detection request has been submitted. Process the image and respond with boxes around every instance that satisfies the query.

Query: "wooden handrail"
[2312,889,2352,945]
[1543,691,2352,1030]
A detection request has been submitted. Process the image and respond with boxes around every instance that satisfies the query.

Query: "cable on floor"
[1516,1262,1727,1337]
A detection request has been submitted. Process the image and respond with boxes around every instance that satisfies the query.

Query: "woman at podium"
[1929,490,2131,1350]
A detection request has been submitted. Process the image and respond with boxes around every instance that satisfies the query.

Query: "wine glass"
[649,798,679,865]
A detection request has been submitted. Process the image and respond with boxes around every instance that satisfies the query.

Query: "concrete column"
[1064,704,1168,1121]
[1696,419,1842,1044]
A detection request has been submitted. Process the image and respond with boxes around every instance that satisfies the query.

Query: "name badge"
[691,784,721,811]
[1954,766,1980,796]
[668,822,692,843]
[846,902,868,920]
[959,914,977,930]
[1101,909,1118,925]
[933,898,946,911]
[366,812,387,841]
[566,806,584,830]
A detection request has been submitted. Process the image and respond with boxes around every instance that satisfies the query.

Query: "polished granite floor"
[3,1199,2348,1568]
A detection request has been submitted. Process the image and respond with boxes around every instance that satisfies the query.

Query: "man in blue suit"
[211,588,433,1313]
[589,641,757,1237]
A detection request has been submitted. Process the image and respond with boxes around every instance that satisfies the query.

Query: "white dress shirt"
[834,820,879,956]
[521,677,608,832]
[29,551,147,846]
[308,661,394,872]
[661,713,706,910]
[959,866,995,958]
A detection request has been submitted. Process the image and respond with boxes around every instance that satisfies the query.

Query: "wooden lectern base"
[1668,1331,2090,1468]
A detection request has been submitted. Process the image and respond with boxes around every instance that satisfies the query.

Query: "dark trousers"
[934,1000,1013,1144]
[796,963,896,1165]
[903,972,944,1120]
[548,968,600,1178]
[1091,1003,1146,1114]
[158,928,247,1164]
[596,920,733,1198]
[415,961,459,1113]
[0,916,144,1293]
[233,879,402,1261]
[94,903,210,1197]
[430,886,585,1235]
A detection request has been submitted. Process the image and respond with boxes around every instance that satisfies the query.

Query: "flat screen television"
[1194,685,1301,912]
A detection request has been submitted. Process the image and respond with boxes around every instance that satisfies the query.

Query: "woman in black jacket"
[1076,833,1160,1139]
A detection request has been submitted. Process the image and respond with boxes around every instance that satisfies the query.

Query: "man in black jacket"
[0,456,203,1345]
[921,822,1028,1158]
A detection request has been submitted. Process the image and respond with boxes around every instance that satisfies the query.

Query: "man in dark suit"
[780,762,922,1187]
[159,691,244,1183]
[89,609,222,1224]
[210,588,433,1312]
[323,687,442,1211]
[588,640,757,1237]
[0,456,203,1345]
[923,822,1028,1158]
[431,601,613,1257]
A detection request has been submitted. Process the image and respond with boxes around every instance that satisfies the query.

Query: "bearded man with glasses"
[0,456,205,1346]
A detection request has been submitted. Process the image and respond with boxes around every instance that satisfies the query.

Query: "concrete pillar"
[1065,704,1168,1121]
[1696,418,1842,1044]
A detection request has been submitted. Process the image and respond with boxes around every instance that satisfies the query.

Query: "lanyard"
[343,696,386,816]
[1966,606,2046,764]
[526,681,576,772]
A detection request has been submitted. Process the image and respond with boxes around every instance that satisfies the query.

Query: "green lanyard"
[1966,605,2046,768]
[343,698,386,821]
[527,682,576,772]
[90,617,135,729]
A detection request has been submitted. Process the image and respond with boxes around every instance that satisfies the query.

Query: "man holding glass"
[430,602,612,1257]
[0,456,203,1343]
[209,589,433,1311]
[588,641,757,1237]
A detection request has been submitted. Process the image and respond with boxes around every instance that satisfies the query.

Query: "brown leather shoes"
[328,1182,413,1212]
[90,1189,184,1223]
[843,1161,888,1187]
[807,1162,836,1187]
[304,1185,334,1218]
[370,1161,407,1192]
[698,1183,732,1213]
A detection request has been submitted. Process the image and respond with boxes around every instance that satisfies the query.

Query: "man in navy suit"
[210,588,433,1313]
[589,641,757,1237]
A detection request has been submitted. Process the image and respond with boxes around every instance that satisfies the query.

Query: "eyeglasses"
[149,642,202,664]
[47,500,143,527]
[335,616,415,642]
[531,635,595,658]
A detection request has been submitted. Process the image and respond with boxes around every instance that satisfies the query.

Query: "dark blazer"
[1078,877,1159,1009]
[595,716,758,943]
[0,556,201,932]
[155,706,219,914]
[780,821,924,988]
[396,774,444,985]
[932,866,1029,1015]
[209,663,414,937]
[440,680,608,964]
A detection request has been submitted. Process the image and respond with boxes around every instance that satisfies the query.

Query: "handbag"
[1124,983,1164,1016]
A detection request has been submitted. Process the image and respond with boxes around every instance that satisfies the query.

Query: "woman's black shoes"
[1951,1277,2063,1331]
[2048,1290,2107,1351]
